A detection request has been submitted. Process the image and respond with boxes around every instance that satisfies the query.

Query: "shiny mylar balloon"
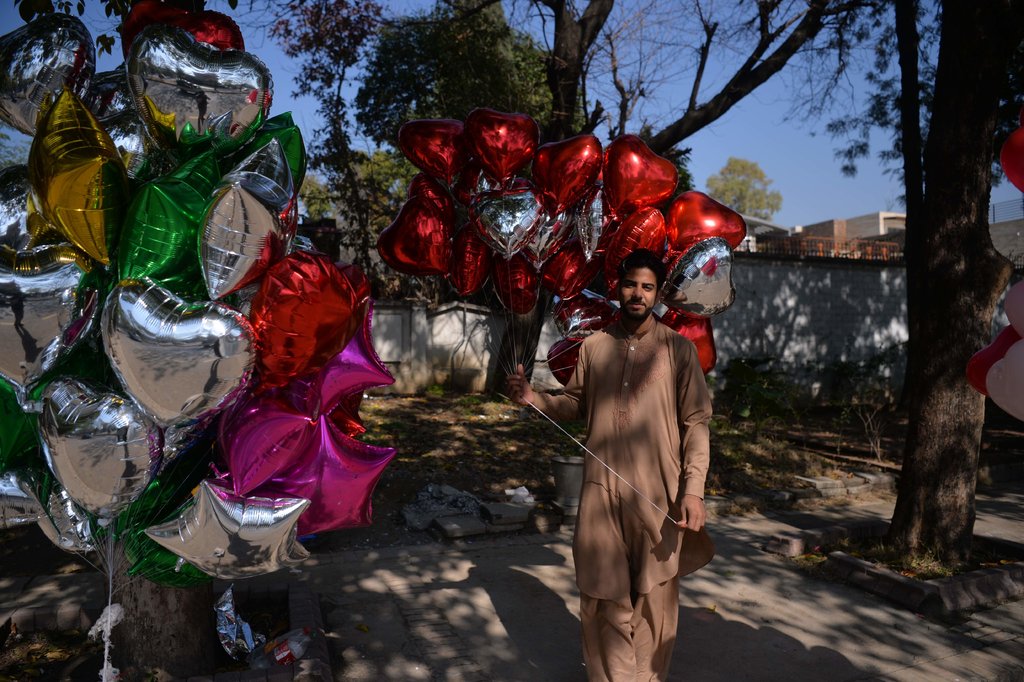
[574,186,613,261]
[0,245,93,394]
[126,25,271,153]
[84,69,134,122]
[448,224,493,296]
[28,89,128,265]
[661,237,735,317]
[398,118,467,184]
[121,0,245,59]
[0,471,45,528]
[472,186,544,258]
[464,108,538,183]
[659,309,717,374]
[452,158,500,207]
[986,337,1024,421]
[665,191,747,251]
[532,135,603,215]
[0,165,31,251]
[552,292,616,338]
[145,480,309,579]
[377,177,454,276]
[249,251,367,388]
[968,281,1024,421]
[102,108,174,183]
[603,206,667,289]
[524,209,574,267]
[0,13,94,135]
[40,378,161,518]
[540,238,603,300]
[547,337,582,386]
[493,253,539,314]
[602,135,677,217]
[967,325,1020,395]
[102,279,256,427]
[38,484,95,553]
[232,112,307,189]
[1000,127,1024,193]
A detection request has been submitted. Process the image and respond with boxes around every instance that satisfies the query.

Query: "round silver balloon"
[574,186,611,262]
[0,13,95,135]
[145,480,309,579]
[661,237,736,317]
[126,25,272,151]
[0,470,45,528]
[0,245,94,394]
[103,108,175,182]
[84,68,134,121]
[40,378,162,518]
[471,186,544,259]
[524,208,574,266]
[38,484,95,553]
[101,279,255,428]
[0,165,31,251]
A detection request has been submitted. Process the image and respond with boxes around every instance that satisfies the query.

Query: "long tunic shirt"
[532,317,713,600]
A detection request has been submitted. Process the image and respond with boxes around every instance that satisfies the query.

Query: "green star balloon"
[231,111,307,189]
[0,379,40,473]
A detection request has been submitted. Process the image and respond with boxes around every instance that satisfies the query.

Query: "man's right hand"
[505,363,535,406]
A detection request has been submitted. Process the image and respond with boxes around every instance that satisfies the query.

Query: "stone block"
[764,534,806,557]
[852,471,896,489]
[480,502,531,526]
[432,514,487,538]
[794,475,845,489]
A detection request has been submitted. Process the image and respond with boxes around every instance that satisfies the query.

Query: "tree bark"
[888,0,1021,562]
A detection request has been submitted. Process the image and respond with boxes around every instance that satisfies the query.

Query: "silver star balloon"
[661,237,736,317]
[145,480,309,579]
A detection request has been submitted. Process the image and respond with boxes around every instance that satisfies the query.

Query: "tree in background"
[705,157,783,220]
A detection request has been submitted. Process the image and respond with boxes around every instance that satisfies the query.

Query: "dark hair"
[617,249,667,289]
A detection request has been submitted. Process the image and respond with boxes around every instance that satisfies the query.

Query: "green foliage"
[718,357,798,433]
[298,173,334,222]
[705,157,782,219]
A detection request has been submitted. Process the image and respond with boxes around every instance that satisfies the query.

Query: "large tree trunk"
[888,0,1021,562]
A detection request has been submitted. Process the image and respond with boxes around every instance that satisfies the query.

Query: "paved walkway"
[3,483,1023,681]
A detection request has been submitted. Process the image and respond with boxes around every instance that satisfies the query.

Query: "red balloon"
[532,135,603,214]
[602,134,678,217]
[122,0,244,58]
[552,294,617,338]
[493,254,539,313]
[449,225,493,296]
[376,179,454,276]
[967,325,1022,395]
[602,206,668,290]
[250,251,366,388]
[665,191,747,252]
[541,238,603,300]
[464,108,539,183]
[658,309,717,374]
[398,119,467,184]
[547,337,583,386]
[1000,127,1024,193]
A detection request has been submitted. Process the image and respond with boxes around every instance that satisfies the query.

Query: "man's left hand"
[677,494,706,531]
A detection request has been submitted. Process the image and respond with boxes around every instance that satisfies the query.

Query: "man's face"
[617,267,659,323]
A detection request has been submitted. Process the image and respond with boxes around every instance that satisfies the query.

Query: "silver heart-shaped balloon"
[574,186,611,261]
[661,237,736,317]
[524,208,574,266]
[0,165,31,251]
[102,279,255,427]
[40,378,162,518]
[126,25,272,151]
[0,245,94,394]
[0,470,45,528]
[84,68,134,122]
[0,13,94,135]
[472,186,544,258]
[201,140,296,299]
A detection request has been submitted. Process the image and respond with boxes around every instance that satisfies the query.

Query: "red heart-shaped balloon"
[602,134,678,217]
[552,293,617,338]
[533,135,603,214]
[398,119,467,184]
[541,238,603,300]
[658,309,717,374]
[493,253,539,313]
[967,325,1022,395]
[547,337,583,386]
[665,191,747,252]
[1000,127,1024,193]
[602,206,668,290]
[122,0,244,58]
[449,225,493,296]
[377,175,454,276]
[464,108,539,183]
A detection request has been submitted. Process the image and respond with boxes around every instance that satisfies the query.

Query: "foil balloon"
[532,135,603,215]
[232,112,307,189]
[662,237,735,317]
[249,251,367,388]
[84,69,135,122]
[553,291,617,338]
[201,139,297,299]
[547,337,582,386]
[969,281,1024,421]
[121,0,245,58]
[540,238,602,300]
[493,253,539,314]
[0,13,94,135]
[574,186,613,261]
[398,118,467,184]
[452,158,499,206]
[102,107,175,182]
[126,25,272,153]
[464,108,539,183]
[0,165,31,251]
[967,325,1020,394]
[377,177,454,276]
[102,279,256,427]
[1000,126,1024,193]
[0,245,94,394]
[38,484,95,553]
[449,224,493,296]
[524,209,574,267]
[145,480,309,579]
[602,135,678,217]
[40,378,162,518]
[472,186,544,258]
[28,89,129,265]
[985,338,1024,421]
[0,471,45,528]
[603,206,668,289]
[659,308,717,374]
[666,191,748,251]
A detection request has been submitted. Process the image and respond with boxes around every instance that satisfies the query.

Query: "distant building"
[795,211,906,240]
[739,211,904,262]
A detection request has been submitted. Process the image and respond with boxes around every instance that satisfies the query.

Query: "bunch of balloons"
[377,108,746,381]
[0,2,396,586]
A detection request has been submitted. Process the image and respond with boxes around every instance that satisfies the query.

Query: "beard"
[620,301,653,323]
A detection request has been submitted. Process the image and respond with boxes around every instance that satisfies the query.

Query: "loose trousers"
[579,575,680,682]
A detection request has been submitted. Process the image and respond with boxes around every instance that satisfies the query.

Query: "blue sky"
[3,3,1020,228]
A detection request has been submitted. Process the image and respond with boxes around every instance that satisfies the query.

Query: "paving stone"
[480,502,531,525]
[432,514,487,539]
[794,475,846,489]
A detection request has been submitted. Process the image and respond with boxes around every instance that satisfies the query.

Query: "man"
[506,248,714,681]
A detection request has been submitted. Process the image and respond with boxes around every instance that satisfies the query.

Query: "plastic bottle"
[247,627,314,669]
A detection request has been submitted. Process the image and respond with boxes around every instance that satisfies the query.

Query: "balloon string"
[500,393,678,524]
